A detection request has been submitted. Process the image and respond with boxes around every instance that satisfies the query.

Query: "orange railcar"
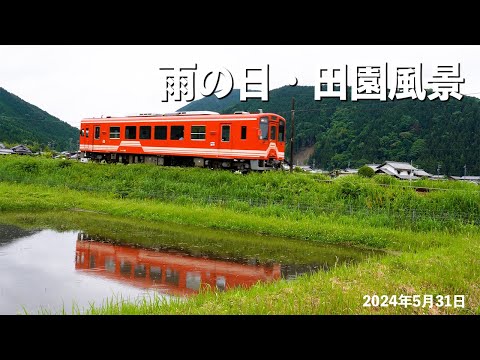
[79,111,286,171]
[75,235,281,296]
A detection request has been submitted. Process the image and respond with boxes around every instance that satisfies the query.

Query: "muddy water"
[0,224,375,314]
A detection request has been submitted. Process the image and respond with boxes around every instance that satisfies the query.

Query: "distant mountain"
[180,85,480,175]
[177,89,241,113]
[0,87,78,151]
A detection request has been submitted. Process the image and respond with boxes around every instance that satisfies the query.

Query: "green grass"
[1,156,479,314]
[0,156,479,232]
[1,181,474,252]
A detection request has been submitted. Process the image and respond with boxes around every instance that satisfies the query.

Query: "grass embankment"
[1,156,479,232]
[0,156,479,314]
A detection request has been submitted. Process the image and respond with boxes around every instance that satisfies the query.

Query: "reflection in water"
[75,232,284,296]
[0,224,374,314]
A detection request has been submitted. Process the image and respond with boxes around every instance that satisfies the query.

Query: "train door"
[219,123,232,152]
[269,122,277,146]
[94,125,101,150]
[84,125,92,151]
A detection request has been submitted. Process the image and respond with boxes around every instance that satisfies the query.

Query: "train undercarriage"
[82,152,282,171]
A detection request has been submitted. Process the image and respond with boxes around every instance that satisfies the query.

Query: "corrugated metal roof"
[376,167,397,176]
[397,174,419,180]
[414,169,432,177]
[383,161,416,170]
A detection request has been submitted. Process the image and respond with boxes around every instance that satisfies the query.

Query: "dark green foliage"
[57,160,72,169]
[358,165,375,178]
[182,86,480,175]
[338,180,362,199]
[0,87,79,151]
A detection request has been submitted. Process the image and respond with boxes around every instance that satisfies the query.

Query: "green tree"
[358,165,375,178]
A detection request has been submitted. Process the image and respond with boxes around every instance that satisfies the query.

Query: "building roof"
[376,167,397,176]
[376,166,419,180]
[450,176,480,181]
[0,148,13,155]
[397,174,419,180]
[430,175,446,180]
[11,144,32,154]
[414,169,432,177]
[381,161,417,171]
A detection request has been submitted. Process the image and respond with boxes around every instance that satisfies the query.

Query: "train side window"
[171,126,184,140]
[221,125,230,142]
[270,126,276,142]
[278,120,285,142]
[154,126,167,140]
[260,117,268,140]
[94,126,100,140]
[140,126,151,140]
[241,126,247,140]
[120,260,132,277]
[110,126,120,139]
[165,268,180,285]
[125,126,137,139]
[150,266,162,281]
[191,125,206,140]
[134,264,147,278]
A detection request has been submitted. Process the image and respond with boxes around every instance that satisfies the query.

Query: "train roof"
[81,111,285,122]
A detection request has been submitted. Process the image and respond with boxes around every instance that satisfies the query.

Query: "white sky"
[1,45,479,129]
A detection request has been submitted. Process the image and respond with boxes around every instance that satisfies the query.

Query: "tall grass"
[0,156,479,231]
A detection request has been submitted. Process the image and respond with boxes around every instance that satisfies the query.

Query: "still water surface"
[0,223,373,314]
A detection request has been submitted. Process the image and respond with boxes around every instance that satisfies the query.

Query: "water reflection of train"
[75,233,284,296]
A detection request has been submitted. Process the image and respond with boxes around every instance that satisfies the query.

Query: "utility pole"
[464,164,467,177]
[290,97,295,173]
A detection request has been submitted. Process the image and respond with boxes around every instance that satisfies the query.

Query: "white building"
[375,161,427,180]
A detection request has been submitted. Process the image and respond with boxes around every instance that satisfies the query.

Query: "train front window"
[270,126,276,142]
[260,117,268,140]
[125,126,136,139]
[278,120,285,142]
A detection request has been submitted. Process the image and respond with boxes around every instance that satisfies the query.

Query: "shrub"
[358,165,375,178]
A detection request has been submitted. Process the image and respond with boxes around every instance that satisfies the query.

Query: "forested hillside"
[0,87,78,151]
[184,86,479,175]
[177,89,240,113]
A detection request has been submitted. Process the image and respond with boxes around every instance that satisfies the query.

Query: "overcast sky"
[1,45,479,129]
